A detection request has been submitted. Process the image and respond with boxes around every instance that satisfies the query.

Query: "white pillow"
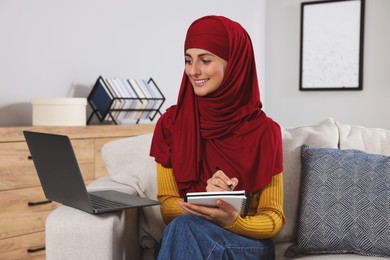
[101,133,165,249]
[336,121,390,156]
[274,118,339,243]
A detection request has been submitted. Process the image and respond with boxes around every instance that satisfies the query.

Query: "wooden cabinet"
[0,124,155,259]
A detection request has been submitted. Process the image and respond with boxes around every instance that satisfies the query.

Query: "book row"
[87,76,165,124]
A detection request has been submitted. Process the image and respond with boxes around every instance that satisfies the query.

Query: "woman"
[150,15,284,259]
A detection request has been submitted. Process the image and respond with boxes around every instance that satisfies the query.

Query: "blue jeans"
[156,214,275,260]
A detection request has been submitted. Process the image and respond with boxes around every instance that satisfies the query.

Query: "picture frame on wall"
[299,0,365,91]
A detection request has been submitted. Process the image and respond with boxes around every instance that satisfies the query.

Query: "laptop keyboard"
[89,193,129,209]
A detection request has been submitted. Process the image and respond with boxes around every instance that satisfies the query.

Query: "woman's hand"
[179,168,240,227]
[206,168,239,192]
[178,199,238,228]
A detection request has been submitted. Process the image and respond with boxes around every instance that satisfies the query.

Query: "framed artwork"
[299,0,365,91]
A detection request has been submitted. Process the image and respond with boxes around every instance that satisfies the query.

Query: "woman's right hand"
[206,169,238,192]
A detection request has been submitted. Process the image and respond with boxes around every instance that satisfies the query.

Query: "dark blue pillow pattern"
[285,145,390,258]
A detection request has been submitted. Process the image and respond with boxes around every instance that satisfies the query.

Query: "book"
[105,78,125,121]
[119,78,139,121]
[128,79,148,120]
[111,77,132,120]
[136,79,155,120]
[131,79,150,120]
[185,190,249,217]
[87,76,114,120]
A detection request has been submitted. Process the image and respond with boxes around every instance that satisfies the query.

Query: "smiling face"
[185,48,228,97]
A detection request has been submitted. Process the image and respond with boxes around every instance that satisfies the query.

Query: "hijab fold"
[150,16,283,196]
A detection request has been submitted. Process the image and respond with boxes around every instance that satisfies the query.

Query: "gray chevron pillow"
[285,144,390,258]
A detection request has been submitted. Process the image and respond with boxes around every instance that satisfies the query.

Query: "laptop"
[23,130,160,214]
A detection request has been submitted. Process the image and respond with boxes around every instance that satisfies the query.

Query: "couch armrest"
[45,177,141,260]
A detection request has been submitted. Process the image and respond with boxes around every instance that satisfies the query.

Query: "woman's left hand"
[178,199,239,228]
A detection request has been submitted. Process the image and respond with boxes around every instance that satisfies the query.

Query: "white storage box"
[32,98,87,126]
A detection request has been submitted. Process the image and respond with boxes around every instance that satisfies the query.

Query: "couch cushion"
[102,133,165,249]
[285,145,390,258]
[336,121,390,156]
[46,205,140,260]
[275,118,339,243]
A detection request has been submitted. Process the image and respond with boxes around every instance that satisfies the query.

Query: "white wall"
[1,0,389,129]
[265,0,390,129]
[0,0,265,126]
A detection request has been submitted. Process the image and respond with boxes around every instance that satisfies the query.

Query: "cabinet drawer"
[0,139,95,191]
[0,231,45,260]
[0,186,59,240]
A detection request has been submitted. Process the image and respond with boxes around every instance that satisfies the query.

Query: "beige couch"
[45,118,390,259]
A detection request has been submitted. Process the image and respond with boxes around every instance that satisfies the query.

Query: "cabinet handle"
[28,200,52,206]
[28,155,33,160]
[27,246,45,253]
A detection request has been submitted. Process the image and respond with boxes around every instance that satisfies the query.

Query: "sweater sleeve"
[226,172,285,239]
[156,163,184,224]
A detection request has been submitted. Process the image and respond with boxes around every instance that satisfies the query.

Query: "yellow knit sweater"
[157,163,285,239]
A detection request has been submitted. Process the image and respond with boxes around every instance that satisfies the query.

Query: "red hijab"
[150,15,283,196]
